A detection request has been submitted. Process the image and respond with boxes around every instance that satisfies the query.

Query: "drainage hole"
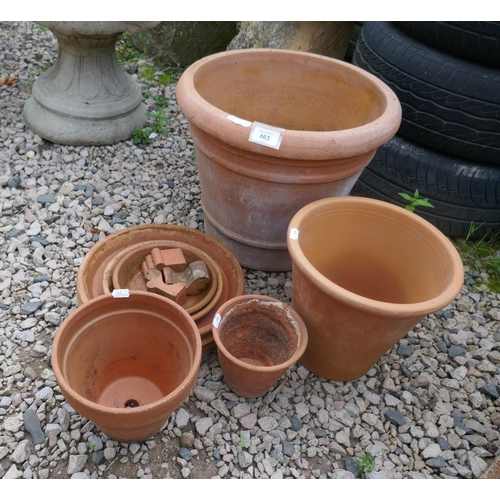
[124,399,139,408]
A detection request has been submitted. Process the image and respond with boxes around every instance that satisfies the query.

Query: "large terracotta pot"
[52,291,201,442]
[212,295,308,398]
[176,49,402,271]
[287,197,464,382]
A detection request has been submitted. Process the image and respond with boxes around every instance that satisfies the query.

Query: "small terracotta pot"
[52,291,201,442]
[212,295,308,398]
[287,197,464,381]
[176,48,401,271]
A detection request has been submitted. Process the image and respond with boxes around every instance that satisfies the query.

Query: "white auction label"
[212,313,221,328]
[249,122,284,150]
[112,289,130,298]
[289,228,299,240]
[227,115,252,127]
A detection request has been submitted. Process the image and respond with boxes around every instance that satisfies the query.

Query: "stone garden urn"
[23,21,159,145]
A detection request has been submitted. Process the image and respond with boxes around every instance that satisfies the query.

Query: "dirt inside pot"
[218,301,299,367]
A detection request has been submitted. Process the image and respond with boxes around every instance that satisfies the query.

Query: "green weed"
[140,63,173,87]
[132,127,154,146]
[356,452,375,477]
[146,107,169,134]
[88,442,100,452]
[153,95,170,108]
[157,72,173,86]
[398,189,434,213]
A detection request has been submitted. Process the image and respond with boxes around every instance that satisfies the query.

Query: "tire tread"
[351,135,500,239]
[353,22,500,164]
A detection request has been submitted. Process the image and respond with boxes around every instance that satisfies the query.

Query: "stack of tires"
[351,21,500,239]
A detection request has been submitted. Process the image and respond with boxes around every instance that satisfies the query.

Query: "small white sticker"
[212,313,221,328]
[227,115,252,127]
[112,289,130,298]
[289,228,299,240]
[249,122,284,150]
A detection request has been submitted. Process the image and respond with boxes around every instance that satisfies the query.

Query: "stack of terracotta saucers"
[76,224,245,350]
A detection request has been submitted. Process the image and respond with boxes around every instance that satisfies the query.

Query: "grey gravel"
[22,408,45,445]
[20,300,42,314]
[10,439,30,464]
[0,21,499,480]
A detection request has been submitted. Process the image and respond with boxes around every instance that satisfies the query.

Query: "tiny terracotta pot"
[287,196,464,382]
[177,48,401,271]
[52,291,201,442]
[212,295,308,398]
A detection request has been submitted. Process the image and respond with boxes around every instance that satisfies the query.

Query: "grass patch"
[157,72,173,85]
[116,32,177,85]
[140,65,157,80]
[139,63,174,86]
[454,225,500,292]
[35,63,52,75]
[116,32,143,65]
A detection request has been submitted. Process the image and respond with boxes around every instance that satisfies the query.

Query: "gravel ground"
[1,21,500,480]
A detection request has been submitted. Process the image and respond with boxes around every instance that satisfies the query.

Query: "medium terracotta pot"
[52,291,201,442]
[287,197,464,382]
[176,49,402,271]
[212,295,308,398]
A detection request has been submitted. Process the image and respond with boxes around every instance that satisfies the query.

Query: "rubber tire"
[394,21,500,67]
[353,21,500,165]
[350,134,500,239]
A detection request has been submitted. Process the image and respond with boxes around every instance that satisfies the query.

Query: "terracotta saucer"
[104,240,223,321]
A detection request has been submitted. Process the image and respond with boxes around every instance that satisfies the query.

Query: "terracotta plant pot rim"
[176,48,402,160]
[287,197,464,317]
[52,291,202,416]
[212,295,308,372]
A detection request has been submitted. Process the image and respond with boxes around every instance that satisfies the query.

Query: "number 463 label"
[249,122,285,150]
